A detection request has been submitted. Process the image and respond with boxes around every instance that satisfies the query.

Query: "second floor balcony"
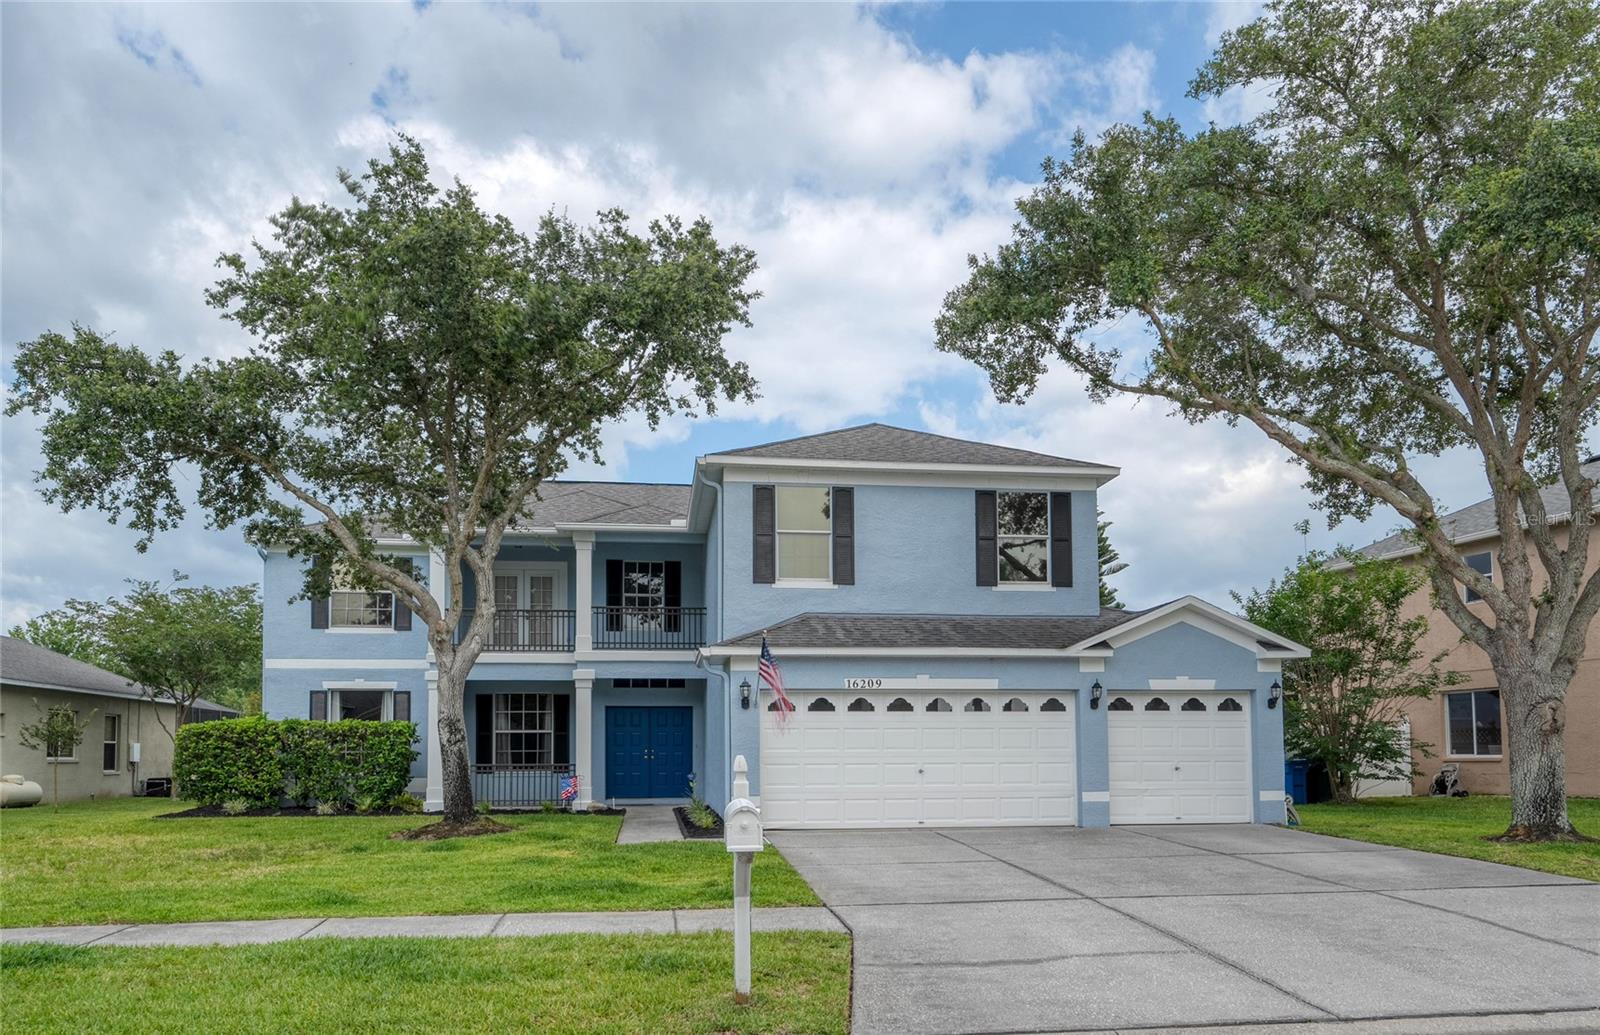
[457,606,707,652]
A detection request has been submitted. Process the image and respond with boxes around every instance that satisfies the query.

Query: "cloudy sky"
[0,1,1553,627]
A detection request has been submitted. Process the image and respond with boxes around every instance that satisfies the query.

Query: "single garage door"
[1108,692,1252,824]
[760,691,1077,828]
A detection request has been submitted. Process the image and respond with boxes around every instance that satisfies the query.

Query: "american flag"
[759,635,794,721]
[559,775,580,802]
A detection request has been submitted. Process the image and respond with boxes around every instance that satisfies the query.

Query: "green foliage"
[7,601,116,672]
[220,799,252,817]
[684,774,719,829]
[1097,512,1126,609]
[173,718,415,809]
[475,799,493,817]
[174,717,284,808]
[16,703,96,809]
[314,801,341,817]
[1237,551,1462,802]
[386,793,424,815]
[6,137,760,823]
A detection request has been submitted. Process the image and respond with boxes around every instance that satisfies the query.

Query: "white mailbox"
[724,797,764,853]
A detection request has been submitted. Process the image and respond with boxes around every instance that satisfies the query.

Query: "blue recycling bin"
[1284,759,1311,805]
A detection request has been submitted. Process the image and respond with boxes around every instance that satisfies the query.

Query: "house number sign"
[843,678,884,690]
[841,676,1002,691]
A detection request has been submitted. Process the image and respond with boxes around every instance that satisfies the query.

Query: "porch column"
[573,532,595,652]
[574,668,595,810]
[424,671,443,813]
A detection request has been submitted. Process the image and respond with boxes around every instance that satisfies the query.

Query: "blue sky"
[0,2,1532,625]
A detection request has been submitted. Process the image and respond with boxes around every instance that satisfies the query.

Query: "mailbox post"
[724,754,763,1004]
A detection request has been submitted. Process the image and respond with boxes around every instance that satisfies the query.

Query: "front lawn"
[1295,795,1600,882]
[1,931,851,1035]
[0,797,817,928]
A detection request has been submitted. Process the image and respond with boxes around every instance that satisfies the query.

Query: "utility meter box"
[724,798,764,853]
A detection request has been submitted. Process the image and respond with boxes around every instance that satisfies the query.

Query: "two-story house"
[261,423,1306,827]
[1353,458,1600,798]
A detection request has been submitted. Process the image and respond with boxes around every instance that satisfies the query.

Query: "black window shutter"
[310,557,330,629]
[1050,492,1073,588]
[392,691,411,723]
[831,487,855,585]
[975,491,998,587]
[475,697,494,767]
[392,559,413,631]
[605,559,624,632]
[664,561,682,633]
[309,690,328,721]
[554,694,572,765]
[752,485,776,584]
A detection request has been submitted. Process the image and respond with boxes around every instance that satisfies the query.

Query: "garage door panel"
[1109,692,1251,825]
[762,690,1077,828]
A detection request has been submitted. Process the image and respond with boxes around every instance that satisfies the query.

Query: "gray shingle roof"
[707,423,1116,470]
[713,609,1151,651]
[1356,459,1600,559]
[0,636,238,714]
[513,481,690,529]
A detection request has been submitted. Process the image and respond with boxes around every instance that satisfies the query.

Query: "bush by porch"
[0,798,818,928]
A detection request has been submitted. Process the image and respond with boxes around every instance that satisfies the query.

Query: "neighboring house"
[0,636,239,800]
[260,423,1308,827]
[1353,459,1600,798]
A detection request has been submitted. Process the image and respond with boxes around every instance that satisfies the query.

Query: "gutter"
[693,464,733,800]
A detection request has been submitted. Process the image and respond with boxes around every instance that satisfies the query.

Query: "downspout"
[693,464,734,801]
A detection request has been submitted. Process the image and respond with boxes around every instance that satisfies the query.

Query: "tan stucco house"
[1354,461,1599,798]
[0,635,237,801]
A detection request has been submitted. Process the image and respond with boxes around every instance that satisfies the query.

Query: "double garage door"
[760,688,1254,828]
[760,691,1077,828]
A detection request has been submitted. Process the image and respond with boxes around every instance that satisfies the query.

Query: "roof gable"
[705,423,1115,471]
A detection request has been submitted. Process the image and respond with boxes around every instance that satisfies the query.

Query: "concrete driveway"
[768,824,1600,1035]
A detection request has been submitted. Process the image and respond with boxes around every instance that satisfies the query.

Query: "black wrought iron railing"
[471,765,575,807]
[456,609,576,652]
[592,606,706,649]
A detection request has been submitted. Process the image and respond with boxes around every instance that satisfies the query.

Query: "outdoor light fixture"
[1090,680,1103,709]
[1269,681,1282,709]
[740,678,752,710]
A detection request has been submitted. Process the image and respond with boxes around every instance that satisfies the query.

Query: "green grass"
[1295,795,1600,882]
[0,797,817,927]
[0,931,851,1034]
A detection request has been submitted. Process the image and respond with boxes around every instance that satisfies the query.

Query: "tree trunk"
[1493,660,1583,841]
[435,661,476,825]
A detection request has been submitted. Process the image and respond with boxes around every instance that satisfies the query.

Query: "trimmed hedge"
[174,717,417,808]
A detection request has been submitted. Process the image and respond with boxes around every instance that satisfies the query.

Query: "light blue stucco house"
[261,423,1307,827]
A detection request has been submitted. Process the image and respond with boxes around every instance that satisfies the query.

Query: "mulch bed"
[158,803,630,820]
[390,818,513,840]
[674,805,724,840]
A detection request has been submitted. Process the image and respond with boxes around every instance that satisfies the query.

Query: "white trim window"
[331,588,394,628]
[997,491,1049,583]
[102,714,120,773]
[1446,689,1502,757]
[775,486,831,582]
[1462,551,1493,603]
[334,688,391,721]
[623,561,666,610]
[493,693,554,767]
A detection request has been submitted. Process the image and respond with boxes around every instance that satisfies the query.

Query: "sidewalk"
[0,907,845,948]
[615,804,683,844]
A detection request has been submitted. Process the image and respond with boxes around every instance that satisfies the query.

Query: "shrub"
[174,717,284,807]
[354,793,382,815]
[387,793,424,815]
[220,798,252,816]
[315,800,342,816]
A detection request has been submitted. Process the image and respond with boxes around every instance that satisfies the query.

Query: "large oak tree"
[8,139,759,826]
[937,0,1599,838]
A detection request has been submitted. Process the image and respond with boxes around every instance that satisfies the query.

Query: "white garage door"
[760,691,1077,828]
[1108,692,1252,824]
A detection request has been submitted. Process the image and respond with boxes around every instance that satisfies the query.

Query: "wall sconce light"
[1269,681,1282,709]
[739,678,752,710]
[1090,680,1103,709]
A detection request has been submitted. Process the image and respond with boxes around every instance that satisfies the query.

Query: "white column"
[572,532,595,652]
[574,668,594,810]
[424,672,443,812]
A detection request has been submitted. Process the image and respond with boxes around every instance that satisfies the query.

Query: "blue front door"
[606,706,693,799]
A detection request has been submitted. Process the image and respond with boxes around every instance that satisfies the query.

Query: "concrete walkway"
[0,906,844,947]
[615,804,684,844]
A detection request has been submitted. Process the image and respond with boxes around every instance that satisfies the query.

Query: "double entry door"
[490,566,563,649]
[605,706,693,799]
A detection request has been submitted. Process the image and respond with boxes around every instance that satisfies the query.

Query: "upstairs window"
[622,561,666,611]
[331,588,393,628]
[776,486,831,581]
[1463,551,1493,603]
[997,492,1048,583]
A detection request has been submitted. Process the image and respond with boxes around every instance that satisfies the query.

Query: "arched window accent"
[1181,698,1207,712]
[1040,697,1067,712]
[1107,697,1134,711]
[847,697,875,712]
[887,697,914,712]
[964,697,991,712]
[807,697,836,712]
[1144,697,1171,711]
[1217,697,1243,712]
[926,697,952,712]
[766,699,786,712]
[1002,697,1029,712]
